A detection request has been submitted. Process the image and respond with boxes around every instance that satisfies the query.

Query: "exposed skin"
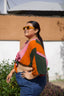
[24,23,38,39]
[6,68,15,83]
[6,23,39,83]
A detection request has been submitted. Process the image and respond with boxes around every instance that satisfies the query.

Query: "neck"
[28,35,38,41]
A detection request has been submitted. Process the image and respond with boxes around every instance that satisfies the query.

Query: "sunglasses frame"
[23,26,35,30]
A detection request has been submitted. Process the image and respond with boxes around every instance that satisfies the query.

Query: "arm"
[6,68,15,83]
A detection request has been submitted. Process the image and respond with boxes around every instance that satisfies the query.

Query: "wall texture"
[0,15,64,47]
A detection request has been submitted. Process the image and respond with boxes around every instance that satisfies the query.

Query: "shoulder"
[29,39,36,45]
[28,39,43,49]
[28,39,45,55]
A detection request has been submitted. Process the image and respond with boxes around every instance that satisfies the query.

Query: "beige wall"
[0,15,64,47]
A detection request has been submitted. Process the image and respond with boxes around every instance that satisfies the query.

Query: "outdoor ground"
[50,80,64,89]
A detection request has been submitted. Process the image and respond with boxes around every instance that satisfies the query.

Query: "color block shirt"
[14,39,48,76]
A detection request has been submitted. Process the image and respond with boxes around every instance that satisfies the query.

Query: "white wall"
[44,41,64,81]
[0,41,20,64]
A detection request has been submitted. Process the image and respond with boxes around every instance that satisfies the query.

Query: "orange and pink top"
[14,39,48,76]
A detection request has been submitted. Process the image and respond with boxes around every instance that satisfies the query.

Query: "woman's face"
[23,23,38,39]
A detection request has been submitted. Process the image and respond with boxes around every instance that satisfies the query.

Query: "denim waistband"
[16,71,25,75]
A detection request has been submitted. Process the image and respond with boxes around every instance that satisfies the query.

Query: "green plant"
[0,60,20,96]
[0,60,64,96]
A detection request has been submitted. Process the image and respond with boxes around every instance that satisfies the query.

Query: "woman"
[6,21,47,96]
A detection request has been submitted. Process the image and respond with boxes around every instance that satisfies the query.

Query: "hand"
[6,73,12,83]
[21,71,37,80]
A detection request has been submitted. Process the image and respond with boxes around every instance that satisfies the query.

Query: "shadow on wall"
[57,20,64,32]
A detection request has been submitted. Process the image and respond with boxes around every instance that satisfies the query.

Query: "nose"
[24,28,28,31]
[24,29,28,34]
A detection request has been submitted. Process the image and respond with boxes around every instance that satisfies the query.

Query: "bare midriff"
[17,63,33,72]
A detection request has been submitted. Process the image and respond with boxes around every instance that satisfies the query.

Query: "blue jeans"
[16,72,46,96]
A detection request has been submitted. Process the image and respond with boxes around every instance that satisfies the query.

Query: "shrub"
[41,82,64,96]
[0,60,20,96]
[0,60,64,96]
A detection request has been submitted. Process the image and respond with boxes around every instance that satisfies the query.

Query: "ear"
[34,29,38,34]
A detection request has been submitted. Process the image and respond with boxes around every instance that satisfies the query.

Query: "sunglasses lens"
[27,26,29,30]
[23,27,25,30]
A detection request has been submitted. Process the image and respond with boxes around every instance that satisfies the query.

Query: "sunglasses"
[23,26,35,30]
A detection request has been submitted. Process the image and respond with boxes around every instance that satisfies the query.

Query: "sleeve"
[14,51,20,72]
[29,40,47,76]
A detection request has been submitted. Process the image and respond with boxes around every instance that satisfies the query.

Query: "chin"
[25,35,29,38]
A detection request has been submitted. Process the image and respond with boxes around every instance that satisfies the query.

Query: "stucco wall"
[0,15,64,47]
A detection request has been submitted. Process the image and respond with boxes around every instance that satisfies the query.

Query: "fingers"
[6,76,11,83]
[6,74,11,83]
[21,72,25,78]
[21,71,32,79]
